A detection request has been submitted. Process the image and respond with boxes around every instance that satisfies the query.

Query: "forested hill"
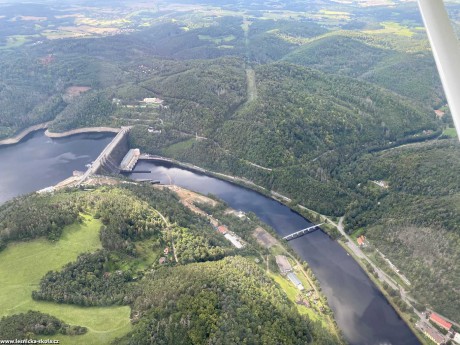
[130,60,438,215]
[283,34,444,107]
[222,62,435,165]
[338,140,460,321]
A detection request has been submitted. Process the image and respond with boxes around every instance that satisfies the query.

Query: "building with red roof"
[217,225,228,234]
[430,312,452,331]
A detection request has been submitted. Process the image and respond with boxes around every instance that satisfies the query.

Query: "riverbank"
[0,124,121,147]
[338,240,429,345]
[45,126,120,138]
[0,122,51,147]
[138,156,341,237]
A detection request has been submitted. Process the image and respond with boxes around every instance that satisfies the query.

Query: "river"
[0,130,114,204]
[0,131,420,344]
[128,160,420,345]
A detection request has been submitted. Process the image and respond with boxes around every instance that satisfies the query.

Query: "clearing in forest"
[0,215,132,345]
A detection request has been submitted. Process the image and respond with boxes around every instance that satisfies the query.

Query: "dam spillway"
[77,126,131,184]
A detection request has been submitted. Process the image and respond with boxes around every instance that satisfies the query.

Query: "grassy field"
[0,35,30,49]
[198,34,236,44]
[162,138,195,157]
[268,272,321,322]
[443,127,458,138]
[0,215,132,344]
[365,21,414,37]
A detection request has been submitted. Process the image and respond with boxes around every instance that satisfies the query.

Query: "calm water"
[129,160,420,345]
[0,130,114,204]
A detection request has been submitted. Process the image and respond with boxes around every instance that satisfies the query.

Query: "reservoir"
[0,130,114,204]
[0,132,420,345]
[128,160,420,345]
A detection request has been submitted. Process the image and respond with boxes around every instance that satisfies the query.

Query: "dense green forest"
[119,256,335,345]
[283,34,444,107]
[130,60,438,215]
[0,185,341,344]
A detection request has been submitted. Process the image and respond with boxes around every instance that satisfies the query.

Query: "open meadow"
[0,215,132,344]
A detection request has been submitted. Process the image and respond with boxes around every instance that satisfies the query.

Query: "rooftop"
[424,325,445,344]
[287,272,304,290]
[275,255,292,274]
[217,225,228,234]
[430,312,452,330]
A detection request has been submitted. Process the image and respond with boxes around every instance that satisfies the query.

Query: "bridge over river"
[283,223,324,241]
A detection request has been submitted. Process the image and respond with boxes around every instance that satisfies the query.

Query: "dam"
[77,126,131,184]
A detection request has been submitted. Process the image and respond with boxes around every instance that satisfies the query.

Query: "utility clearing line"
[246,68,258,102]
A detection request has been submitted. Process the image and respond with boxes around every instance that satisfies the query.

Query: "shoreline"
[0,122,51,147]
[0,124,120,147]
[45,126,120,138]
[338,241,427,344]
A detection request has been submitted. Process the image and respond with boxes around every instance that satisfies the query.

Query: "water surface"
[129,160,420,345]
[0,130,114,203]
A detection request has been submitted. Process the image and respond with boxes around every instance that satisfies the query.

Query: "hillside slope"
[284,34,444,107]
[131,61,438,215]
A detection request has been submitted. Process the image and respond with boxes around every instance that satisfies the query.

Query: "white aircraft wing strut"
[418,0,460,139]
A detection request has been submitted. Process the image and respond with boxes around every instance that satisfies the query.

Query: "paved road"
[331,217,420,314]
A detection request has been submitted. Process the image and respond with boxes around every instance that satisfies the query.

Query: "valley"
[1,0,460,344]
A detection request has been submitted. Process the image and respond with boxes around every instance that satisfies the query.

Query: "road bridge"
[77,126,131,185]
[283,223,324,241]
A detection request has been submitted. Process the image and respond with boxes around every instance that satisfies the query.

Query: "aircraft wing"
[418,0,460,139]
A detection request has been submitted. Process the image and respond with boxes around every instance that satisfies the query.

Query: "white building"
[224,233,244,249]
[287,272,305,291]
[453,332,460,344]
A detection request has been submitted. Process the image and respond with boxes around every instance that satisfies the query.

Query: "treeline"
[0,311,86,339]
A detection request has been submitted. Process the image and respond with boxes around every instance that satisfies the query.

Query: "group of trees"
[0,311,86,339]
[171,226,229,264]
[33,250,132,306]
[0,194,81,249]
